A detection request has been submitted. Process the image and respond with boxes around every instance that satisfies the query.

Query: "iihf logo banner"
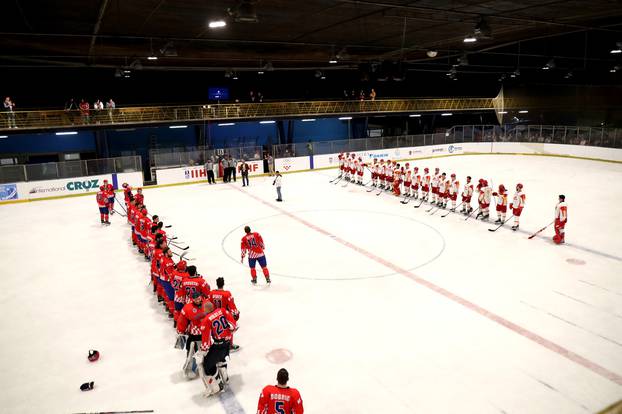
[0,183,18,201]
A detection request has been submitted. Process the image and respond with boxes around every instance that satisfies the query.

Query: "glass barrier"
[0,155,142,184]
[151,146,263,168]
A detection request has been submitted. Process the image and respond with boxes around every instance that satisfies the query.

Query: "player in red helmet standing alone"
[96,186,110,224]
[241,226,271,285]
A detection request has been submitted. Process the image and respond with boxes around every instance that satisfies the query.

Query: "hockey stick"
[429,205,444,215]
[442,201,463,218]
[488,215,514,232]
[465,207,480,221]
[170,242,189,251]
[425,203,436,212]
[113,194,127,213]
[400,195,410,205]
[113,208,126,217]
[342,179,349,187]
[173,251,195,260]
[414,198,426,208]
[366,185,376,192]
[71,410,154,414]
[329,173,342,183]
[332,176,343,185]
[528,220,555,239]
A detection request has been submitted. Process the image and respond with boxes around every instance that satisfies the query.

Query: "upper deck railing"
[0,97,504,132]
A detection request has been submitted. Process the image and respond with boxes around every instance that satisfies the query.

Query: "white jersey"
[450,180,459,195]
[432,174,440,188]
[462,182,474,197]
[439,178,447,193]
[512,191,525,209]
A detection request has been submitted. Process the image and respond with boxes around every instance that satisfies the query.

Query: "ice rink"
[1,153,621,414]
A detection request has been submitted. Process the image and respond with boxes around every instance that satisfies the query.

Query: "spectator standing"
[273,171,283,202]
[240,160,250,187]
[3,97,16,128]
[93,99,103,123]
[359,90,365,101]
[106,98,116,122]
[268,154,275,176]
[64,98,77,111]
[79,99,90,124]
[370,88,377,101]
[205,157,215,184]
[257,368,303,414]
[230,155,237,182]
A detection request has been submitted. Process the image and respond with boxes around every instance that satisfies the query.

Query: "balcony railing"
[0,97,499,131]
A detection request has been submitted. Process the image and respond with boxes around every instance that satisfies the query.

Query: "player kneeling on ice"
[510,183,525,230]
[194,301,237,396]
[492,185,508,224]
[176,291,210,379]
[241,226,271,285]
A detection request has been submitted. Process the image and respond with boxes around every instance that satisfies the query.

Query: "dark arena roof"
[0,0,621,110]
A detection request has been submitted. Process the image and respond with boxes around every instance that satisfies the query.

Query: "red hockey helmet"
[141,208,148,214]
[99,185,105,191]
[373,158,378,163]
[414,166,418,170]
[88,350,100,362]
[405,163,410,167]
[424,167,429,172]
[380,159,384,163]
[434,167,439,171]
[177,260,187,271]
[499,184,506,192]
[451,173,456,178]
[483,180,488,186]
[516,183,523,190]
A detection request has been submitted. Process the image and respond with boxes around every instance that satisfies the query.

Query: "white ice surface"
[1,154,621,414]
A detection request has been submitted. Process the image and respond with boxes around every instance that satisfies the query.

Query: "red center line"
[234,185,622,386]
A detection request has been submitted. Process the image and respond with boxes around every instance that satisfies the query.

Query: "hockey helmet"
[499,184,506,193]
[483,180,488,186]
[141,208,148,214]
[405,163,410,167]
[434,167,439,171]
[516,183,523,190]
[88,350,100,362]
[380,159,384,163]
[121,182,128,188]
[414,166,418,170]
[99,185,105,191]
[450,173,456,178]
[424,167,429,172]
[177,260,187,271]
[358,157,362,161]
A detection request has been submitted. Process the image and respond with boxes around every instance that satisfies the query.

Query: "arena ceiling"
[0,0,621,79]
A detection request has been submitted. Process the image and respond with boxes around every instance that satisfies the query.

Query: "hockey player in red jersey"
[448,174,459,211]
[181,266,211,303]
[102,179,115,214]
[172,260,189,324]
[135,187,144,205]
[96,187,110,224]
[176,292,211,380]
[392,165,402,196]
[510,183,526,231]
[553,194,568,244]
[241,226,271,285]
[160,247,176,318]
[338,153,345,178]
[257,368,304,414]
[208,277,240,351]
[492,184,508,224]
[461,176,474,214]
[194,301,237,396]
[476,179,492,220]
[122,182,133,206]
[403,163,412,197]
[356,157,364,185]
[411,166,420,199]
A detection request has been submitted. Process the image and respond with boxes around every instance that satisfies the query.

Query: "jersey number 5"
[275,401,285,414]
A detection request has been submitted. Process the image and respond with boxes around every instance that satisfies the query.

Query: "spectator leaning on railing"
[3,96,17,128]
[79,99,90,124]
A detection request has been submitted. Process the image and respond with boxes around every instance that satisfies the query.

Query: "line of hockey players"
[338,153,526,230]
[114,184,241,397]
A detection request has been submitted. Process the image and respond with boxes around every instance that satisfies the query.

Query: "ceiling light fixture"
[611,42,622,54]
[55,131,78,135]
[259,120,276,124]
[209,20,227,28]
[463,36,477,43]
[518,110,528,114]
[338,116,352,120]
[301,119,316,122]
[497,111,508,114]
[441,113,452,116]
[218,123,235,126]
[169,125,188,129]
[409,114,421,117]
[426,50,438,58]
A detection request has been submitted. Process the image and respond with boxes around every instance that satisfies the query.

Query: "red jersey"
[208,289,239,318]
[257,385,304,414]
[199,307,237,351]
[241,232,266,259]
[135,193,144,205]
[103,183,114,197]
[151,248,163,277]
[177,301,209,336]
[96,191,107,207]
[172,269,189,302]
[160,255,175,282]
[180,276,210,303]
[123,186,133,203]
